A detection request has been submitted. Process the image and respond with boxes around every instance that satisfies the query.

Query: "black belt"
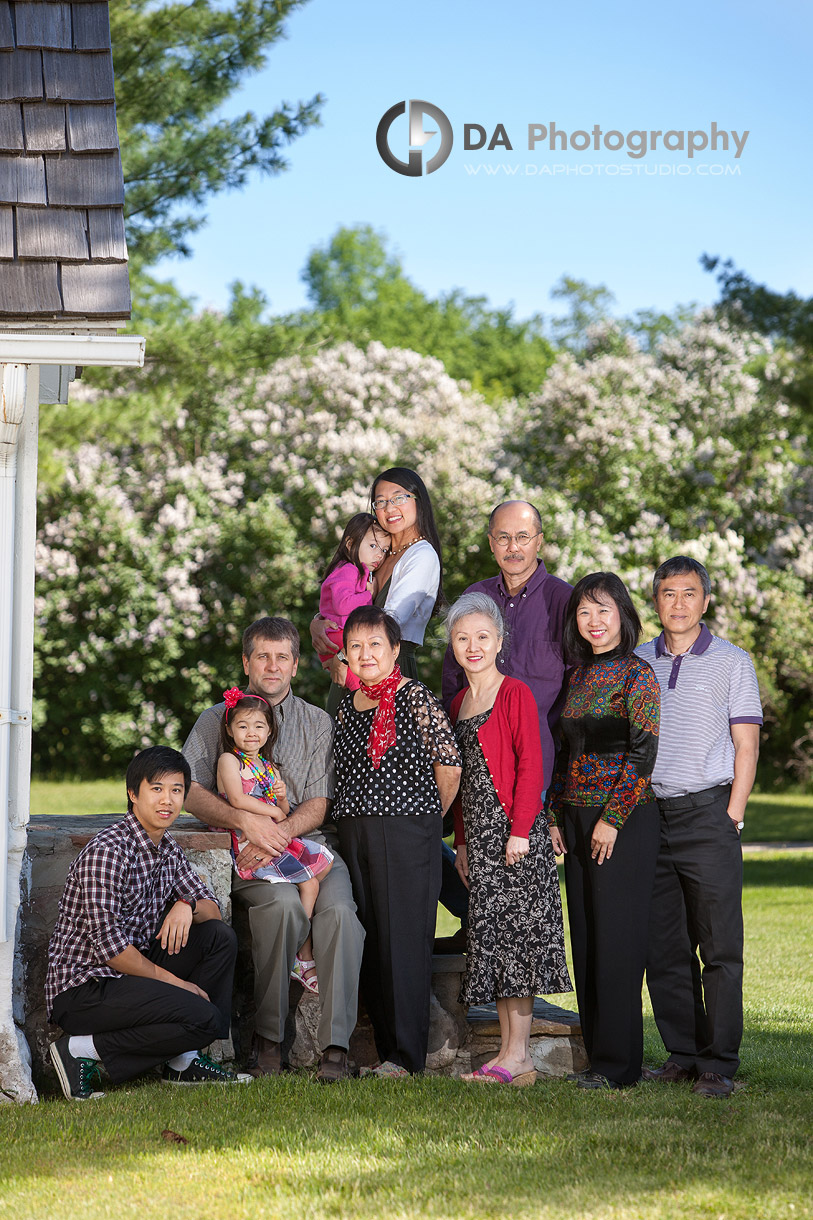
[657,783,731,812]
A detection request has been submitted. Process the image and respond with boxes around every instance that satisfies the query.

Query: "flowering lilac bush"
[517,316,813,782]
[34,344,524,771]
[35,325,813,781]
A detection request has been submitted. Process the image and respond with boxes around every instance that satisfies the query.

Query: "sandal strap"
[483,1065,513,1083]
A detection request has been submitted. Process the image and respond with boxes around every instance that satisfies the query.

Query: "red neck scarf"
[359,664,403,769]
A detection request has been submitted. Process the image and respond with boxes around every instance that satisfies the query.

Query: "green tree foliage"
[300,226,556,399]
[111,0,323,264]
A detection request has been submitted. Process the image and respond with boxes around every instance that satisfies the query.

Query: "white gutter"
[0,333,145,368]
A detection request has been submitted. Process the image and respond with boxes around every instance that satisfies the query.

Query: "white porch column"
[0,363,38,1103]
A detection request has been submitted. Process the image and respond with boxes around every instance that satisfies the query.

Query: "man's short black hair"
[125,746,191,813]
[241,616,301,661]
[652,556,712,599]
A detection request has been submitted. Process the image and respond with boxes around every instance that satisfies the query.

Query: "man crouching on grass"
[45,746,248,1099]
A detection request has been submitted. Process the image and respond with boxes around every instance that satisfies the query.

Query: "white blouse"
[384,540,440,645]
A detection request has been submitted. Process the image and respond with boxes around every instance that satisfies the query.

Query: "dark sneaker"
[50,1036,104,1101]
[162,1053,252,1085]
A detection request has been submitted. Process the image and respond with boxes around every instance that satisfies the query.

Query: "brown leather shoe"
[247,1034,283,1077]
[316,1046,352,1083]
[692,1072,734,1098]
[641,1061,694,1083]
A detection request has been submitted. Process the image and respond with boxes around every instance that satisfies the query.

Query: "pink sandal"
[291,955,319,995]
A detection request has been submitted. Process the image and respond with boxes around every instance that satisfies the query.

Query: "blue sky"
[152,0,813,324]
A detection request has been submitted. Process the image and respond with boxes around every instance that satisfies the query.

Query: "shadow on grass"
[2,1076,812,1219]
[742,855,813,888]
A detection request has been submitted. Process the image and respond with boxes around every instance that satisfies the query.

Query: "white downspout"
[8,367,38,919]
[0,364,28,944]
[0,362,37,1102]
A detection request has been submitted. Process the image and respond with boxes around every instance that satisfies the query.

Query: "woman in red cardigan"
[448,592,571,1086]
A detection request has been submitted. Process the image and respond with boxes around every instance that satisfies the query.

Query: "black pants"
[51,920,237,1083]
[337,813,441,1074]
[562,801,660,1085]
[646,786,743,1077]
[439,839,469,924]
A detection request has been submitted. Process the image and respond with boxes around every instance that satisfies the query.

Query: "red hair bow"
[222,687,245,709]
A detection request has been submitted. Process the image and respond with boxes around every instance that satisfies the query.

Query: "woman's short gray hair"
[445,592,505,641]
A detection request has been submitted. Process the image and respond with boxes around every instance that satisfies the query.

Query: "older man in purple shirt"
[441,500,572,788]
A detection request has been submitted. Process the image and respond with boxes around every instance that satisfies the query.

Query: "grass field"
[30,779,813,842]
[1,848,811,1219]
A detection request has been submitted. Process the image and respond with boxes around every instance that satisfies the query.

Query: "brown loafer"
[692,1072,734,1098]
[316,1046,352,1083]
[641,1061,694,1083]
[247,1034,283,1077]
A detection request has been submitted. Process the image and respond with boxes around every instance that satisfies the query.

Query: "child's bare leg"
[291,878,321,992]
[296,877,320,961]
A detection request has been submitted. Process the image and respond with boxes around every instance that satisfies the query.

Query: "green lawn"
[30,781,813,843]
[1,851,811,1220]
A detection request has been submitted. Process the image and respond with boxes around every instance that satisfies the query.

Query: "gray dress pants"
[232,824,365,1051]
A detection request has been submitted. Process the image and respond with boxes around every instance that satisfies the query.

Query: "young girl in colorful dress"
[216,688,333,995]
[319,513,390,694]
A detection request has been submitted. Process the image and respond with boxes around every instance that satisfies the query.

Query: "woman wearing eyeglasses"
[312,467,444,702]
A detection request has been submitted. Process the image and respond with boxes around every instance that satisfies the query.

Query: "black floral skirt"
[456,713,572,1005]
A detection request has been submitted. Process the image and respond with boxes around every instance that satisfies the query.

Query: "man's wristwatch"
[736,821,745,832]
[177,895,197,913]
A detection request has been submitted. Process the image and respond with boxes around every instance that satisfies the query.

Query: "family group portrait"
[0,1,810,1218]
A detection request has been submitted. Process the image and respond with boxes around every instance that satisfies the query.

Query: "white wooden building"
[1,0,143,1101]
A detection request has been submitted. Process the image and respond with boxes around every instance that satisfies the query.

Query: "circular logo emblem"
[376,100,453,176]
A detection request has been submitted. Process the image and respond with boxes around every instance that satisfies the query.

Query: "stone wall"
[1,816,37,1104]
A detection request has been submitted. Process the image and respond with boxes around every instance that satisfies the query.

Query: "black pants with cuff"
[645,784,743,1078]
[337,812,441,1074]
[51,919,237,1083]
[562,800,660,1086]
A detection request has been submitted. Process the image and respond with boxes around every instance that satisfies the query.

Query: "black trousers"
[51,920,237,1083]
[562,801,660,1085]
[337,813,441,1074]
[646,786,743,1077]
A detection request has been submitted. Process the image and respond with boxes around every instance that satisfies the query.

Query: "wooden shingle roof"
[0,1,129,322]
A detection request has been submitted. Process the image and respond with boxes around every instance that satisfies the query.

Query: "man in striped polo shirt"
[636,556,762,1099]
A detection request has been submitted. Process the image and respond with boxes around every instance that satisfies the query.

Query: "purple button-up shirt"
[441,561,572,787]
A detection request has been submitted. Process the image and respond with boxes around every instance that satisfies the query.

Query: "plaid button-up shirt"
[45,811,214,1017]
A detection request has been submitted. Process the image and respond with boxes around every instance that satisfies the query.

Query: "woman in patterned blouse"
[547,572,661,1089]
[332,605,462,1077]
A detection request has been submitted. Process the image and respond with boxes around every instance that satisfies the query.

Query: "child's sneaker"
[50,1036,105,1100]
[162,1053,252,1085]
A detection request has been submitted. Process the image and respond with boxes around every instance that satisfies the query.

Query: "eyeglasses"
[372,492,415,511]
[490,531,541,547]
